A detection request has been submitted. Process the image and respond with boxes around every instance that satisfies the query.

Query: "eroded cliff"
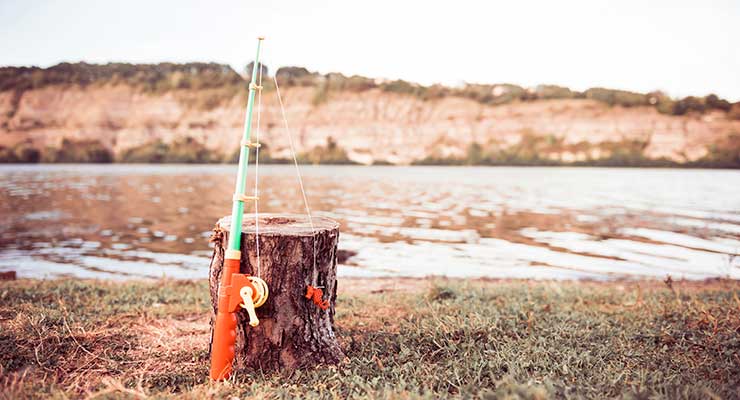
[1,63,738,166]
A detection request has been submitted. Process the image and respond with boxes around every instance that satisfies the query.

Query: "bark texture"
[208,213,344,372]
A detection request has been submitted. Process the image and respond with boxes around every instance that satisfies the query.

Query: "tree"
[245,61,269,78]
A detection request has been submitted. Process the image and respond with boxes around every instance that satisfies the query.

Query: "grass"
[1,278,739,399]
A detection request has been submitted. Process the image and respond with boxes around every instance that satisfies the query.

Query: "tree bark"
[208,213,344,372]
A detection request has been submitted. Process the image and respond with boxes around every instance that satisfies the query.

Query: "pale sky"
[1,0,738,100]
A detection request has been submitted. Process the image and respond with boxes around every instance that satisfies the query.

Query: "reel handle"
[240,286,259,326]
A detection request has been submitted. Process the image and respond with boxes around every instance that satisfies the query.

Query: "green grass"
[1,278,739,399]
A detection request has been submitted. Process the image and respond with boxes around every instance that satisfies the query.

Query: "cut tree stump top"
[217,213,339,236]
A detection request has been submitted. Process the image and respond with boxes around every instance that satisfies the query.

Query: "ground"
[1,277,739,399]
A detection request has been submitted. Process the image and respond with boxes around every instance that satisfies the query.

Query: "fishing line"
[253,49,264,278]
[273,75,318,285]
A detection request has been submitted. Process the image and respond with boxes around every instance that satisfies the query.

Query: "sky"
[1,0,738,101]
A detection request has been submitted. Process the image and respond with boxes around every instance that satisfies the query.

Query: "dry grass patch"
[1,277,739,399]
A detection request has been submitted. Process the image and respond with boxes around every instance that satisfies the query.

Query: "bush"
[580,138,676,167]
[309,73,377,107]
[585,88,648,107]
[12,142,41,163]
[466,142,485,165]
[377,79,451,102]
[492,134,561,165]
[275,66,316,86]
[458,83,528,105]
[728,103,740,120]
[705,94,731,111]
[117,137,216,163]
[535,85,575,100]
[412,156,464,166]
[297,136,357,165]
[245,62,269,79]
[325,73,375,92]
[649,91,676,114]
[117,140,168,163]
[311,83,330,106]
[668,94,733,116]
[164,137,217,163]
[0,142,44,163]
[43,139,113,163]
[671,96,705,115]
[419,84,452,101]
[342,75,376,92]
[225,142,289,164]
[693,132,740,168]
[380,79,426,97]
[0,146,18,163]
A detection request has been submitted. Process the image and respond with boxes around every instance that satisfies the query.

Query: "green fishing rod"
[228,38,262,253]
[210,36,269,381]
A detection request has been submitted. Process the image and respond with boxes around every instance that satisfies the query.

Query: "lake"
[1,164,738,280]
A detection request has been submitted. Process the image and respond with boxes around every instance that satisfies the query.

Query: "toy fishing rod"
[210,37,269,381]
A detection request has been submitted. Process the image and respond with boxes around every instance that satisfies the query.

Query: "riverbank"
[1,277,739,399]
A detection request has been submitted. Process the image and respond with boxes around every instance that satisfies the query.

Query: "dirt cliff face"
[1,84,738,164]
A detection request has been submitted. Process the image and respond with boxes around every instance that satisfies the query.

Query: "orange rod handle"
[210,258,241,380]
[210,308,238,380]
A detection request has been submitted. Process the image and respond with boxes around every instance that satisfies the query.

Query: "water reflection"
[1,165,738,280]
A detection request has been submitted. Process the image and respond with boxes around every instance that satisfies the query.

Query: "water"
[1,164,738,280]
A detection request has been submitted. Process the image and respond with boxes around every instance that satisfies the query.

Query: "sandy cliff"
[1,73,738,165]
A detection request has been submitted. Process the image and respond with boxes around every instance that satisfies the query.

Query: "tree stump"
[208,213,345,372]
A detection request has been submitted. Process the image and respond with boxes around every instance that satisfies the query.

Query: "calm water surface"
[1,165,738,280]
